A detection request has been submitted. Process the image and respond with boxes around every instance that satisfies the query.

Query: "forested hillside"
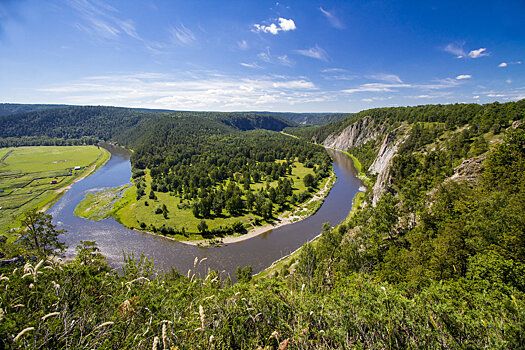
[286,101,525,142]
[0,106,296,145]
[0,103,69,117]
[1,101,524,348]
[1,122,524,348]
[256,111,352,126]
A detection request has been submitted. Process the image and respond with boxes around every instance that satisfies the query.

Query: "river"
[49,144,362,277]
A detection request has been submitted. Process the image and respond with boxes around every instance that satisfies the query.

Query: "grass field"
[0,145,110,236]
[75,160,319,241]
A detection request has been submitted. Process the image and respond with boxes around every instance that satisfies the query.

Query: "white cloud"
[506,79,512,84]
[254,23,279,35]
[342,77,465,95]
[319,7,344,29]
[456,74,472,80]
[444,43,466,58]
[321,68,356,81]
[38,71,327,111]
[473,96,480,99]
[368,73,403,83]
[168,24,196,45]
[237,40,249,50]
[240,62,262,69]
[295,45,328,61]
[253,18,296,35]
[323,74,357,81]
[468,48,489,58]
[343,83,410,94]
[272,80,316,90]
[321,68,347,73]
[278,18,296,31]
[417,78,461,90]
[67,0,145,43]
[499,61,522,67]
[361,96,391,102]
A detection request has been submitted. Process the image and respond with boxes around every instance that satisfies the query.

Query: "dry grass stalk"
[199,305,205,330]
[162,323,167,349]
[41,312,60,321]
[94,321,114,330]
[152,336,159,350]
[14,327,34,342]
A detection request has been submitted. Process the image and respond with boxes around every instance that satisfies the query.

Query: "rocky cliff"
[322,117,384,151]
[368,125,409,206]
[322,117,408,206]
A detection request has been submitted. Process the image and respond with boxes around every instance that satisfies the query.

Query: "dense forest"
[286,100,525,143]
[1,101,524,348]
[0,106,332,233]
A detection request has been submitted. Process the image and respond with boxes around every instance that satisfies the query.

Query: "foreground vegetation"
[1,122,523,347]
[0,146,109,235]
[0,101,524,349]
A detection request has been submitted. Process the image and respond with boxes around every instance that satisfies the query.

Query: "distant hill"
[254,111,351,126]
[0,103,349,126]
[0,105,297,147]
[0,103,70,117]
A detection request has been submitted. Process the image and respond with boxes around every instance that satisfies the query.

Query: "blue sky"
[0,0,523,112]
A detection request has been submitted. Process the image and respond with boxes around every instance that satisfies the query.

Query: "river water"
[49,144,361,277]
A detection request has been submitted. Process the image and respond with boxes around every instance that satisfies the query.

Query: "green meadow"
[0,145,110,236]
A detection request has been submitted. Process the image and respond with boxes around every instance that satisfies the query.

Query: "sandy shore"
[179,171,336,247]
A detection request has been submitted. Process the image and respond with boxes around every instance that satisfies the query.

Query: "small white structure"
[74,166,81,170]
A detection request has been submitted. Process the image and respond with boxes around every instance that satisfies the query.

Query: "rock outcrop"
[322,118,384,151]
[368,126,409,206]
[322,117,409,206]
[448,153,486,185]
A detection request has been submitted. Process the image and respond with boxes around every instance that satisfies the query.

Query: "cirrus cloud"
[295,45,328,61]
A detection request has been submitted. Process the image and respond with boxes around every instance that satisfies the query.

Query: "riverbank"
[0,145,111,238]
[41,146,111,213]
[179,170,336,246]
[256,148,368,278]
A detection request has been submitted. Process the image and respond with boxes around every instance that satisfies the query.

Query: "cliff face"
[322,118,384,151]
[322,117,408,206]
[368,126,409,206]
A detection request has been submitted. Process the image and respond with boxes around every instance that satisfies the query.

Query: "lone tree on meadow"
[18,209,67,258]
[303,173,316,188]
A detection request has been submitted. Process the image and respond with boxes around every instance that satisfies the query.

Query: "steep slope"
[297,101,524,206]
